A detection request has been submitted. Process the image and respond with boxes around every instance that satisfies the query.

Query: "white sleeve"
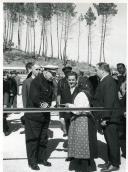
[68,92,90,115]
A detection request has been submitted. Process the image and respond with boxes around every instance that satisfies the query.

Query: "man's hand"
[101,120,108,126]
[40,102,49,108]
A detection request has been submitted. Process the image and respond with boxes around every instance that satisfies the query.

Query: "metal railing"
[3,107,122,114]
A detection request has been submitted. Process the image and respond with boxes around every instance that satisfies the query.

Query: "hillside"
[3,49,96,76]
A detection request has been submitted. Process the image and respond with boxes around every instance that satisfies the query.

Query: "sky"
[4,3,127,68]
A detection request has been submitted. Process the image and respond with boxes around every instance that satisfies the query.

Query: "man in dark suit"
[93,62,121,172]
[25,68,54,170]
[20,64,41,134]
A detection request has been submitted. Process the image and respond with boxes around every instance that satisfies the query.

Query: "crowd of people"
[3,70,20,134]
[3,62,126,172]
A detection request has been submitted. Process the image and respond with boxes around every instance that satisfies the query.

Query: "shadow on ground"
[7,118,23,133]
[46,138,65,160]
[6,118,61,135]
[50,120,61,128]
[97,140,108,162]
[68,140,108,171]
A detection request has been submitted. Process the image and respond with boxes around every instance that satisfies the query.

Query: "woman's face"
[68,75,77,88]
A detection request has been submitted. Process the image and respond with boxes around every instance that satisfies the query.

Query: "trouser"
[9,95,17,108]
[119,116,126,157]
[3,113,9,132]
[20,115,25,125]
[13,95,17,108]
[103,124,120,167]
[25,113,50,165]
[64,118,71,135]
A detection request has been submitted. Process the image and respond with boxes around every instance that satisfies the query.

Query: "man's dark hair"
[117,63,126,68]
[67,71,78,80]
[97,62,110,73]
[25,62,33,72]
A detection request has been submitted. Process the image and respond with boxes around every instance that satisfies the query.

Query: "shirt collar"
[100,74,109,81]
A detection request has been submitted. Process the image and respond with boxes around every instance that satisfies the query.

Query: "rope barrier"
[3,107,121,113]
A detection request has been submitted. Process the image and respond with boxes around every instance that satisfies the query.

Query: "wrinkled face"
[95,65,103,79]
[117,65,125,75]
[44,71,53,81]
[68,75,77,88]
[32,66,40,76]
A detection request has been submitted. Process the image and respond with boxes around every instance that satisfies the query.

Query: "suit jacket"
[93,75,121,123]
[22,77,33,108]
[27,73,53,108]
[25,73,53,121]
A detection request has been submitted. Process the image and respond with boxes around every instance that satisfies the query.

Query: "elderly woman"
[65,71,97,172]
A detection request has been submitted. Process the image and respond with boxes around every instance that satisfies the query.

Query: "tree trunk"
[88,28,90,64]
[29,26,32,53]
[33,25,35,56]
[89,25,92,65]
[57,14,60,59]
[45,34,48,57]
[38,24,43,55]
[18,14,21,50]
[50,19,53,58]
[42,22,45,56]
[63,13,67,64]
[4,10,7,42]
[60,13,64,60]
[77,17,80,62]
[27,25,30,53]
[102,15,107,62]
[25,23,28,53]
[11,21,14,42]
[6,11,10,44]
[100,15,104,62]
[8,18,12,42]
[64,13,70,64]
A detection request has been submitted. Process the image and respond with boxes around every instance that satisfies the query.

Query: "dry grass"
[3,49,96,76]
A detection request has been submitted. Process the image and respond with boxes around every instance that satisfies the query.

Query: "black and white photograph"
[2,1,127,172]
